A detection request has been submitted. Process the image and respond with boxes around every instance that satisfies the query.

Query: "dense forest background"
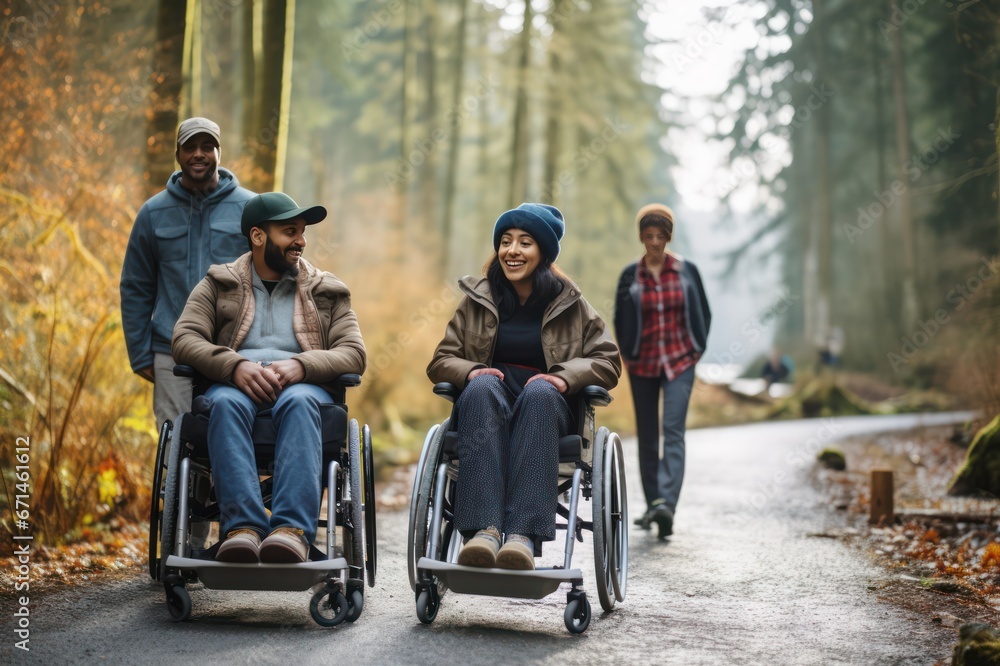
[0,0,997,543]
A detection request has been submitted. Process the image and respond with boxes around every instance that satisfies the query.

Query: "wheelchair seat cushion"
[181,401,348,461]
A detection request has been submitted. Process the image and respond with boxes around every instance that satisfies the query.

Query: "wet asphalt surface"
[5,412,974,665]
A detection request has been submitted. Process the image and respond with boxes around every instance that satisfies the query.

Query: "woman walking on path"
[427,203,621,570]
[613,203,711,539]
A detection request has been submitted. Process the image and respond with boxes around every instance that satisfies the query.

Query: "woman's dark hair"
[639,213,673,242]
[483,255,567,320]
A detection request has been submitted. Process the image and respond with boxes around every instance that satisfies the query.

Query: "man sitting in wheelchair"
[172,192,366,564]
[427,203,621,571]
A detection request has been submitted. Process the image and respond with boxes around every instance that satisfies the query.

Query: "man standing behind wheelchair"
[427,203,621,571]
[172,192,366,564]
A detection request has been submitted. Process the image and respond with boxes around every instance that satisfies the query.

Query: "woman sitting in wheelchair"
[427,203,621,571]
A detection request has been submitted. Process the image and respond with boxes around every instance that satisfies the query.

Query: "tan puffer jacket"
[172,253,366,387]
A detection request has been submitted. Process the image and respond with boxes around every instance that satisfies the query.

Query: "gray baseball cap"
[177,117,221,147]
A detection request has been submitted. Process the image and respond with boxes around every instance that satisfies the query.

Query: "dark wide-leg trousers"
[453,375,572,542]
[628,365,695,513]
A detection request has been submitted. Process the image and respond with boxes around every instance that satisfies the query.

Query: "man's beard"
[264,236,301,276]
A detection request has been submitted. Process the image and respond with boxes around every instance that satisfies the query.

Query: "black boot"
[649,503,674,539]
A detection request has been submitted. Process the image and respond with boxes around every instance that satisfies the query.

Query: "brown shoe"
[457,529,501,568]
[216,528,261,563]
[259,527,309,563]
[496,540,534,571]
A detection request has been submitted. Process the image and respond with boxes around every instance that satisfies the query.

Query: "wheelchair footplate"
[416,557,582,600]
[164,555,349,592]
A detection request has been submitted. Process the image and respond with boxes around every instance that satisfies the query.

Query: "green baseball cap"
[241,192,327,238]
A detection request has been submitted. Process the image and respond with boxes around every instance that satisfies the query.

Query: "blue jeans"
[206,383,333,542]
[628,366,695,513]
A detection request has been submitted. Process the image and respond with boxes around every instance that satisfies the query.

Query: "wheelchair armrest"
[433,382,461,403]
[173,365,360,395]
[173,364,196,378]
[579,385,613,407]
[337,373,362,388]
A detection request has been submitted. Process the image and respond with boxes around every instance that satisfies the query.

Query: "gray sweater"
[237,267,303,363]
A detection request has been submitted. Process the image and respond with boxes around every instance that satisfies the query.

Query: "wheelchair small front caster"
[310,586,349,627]
[344,581,365,623]
[165,584,191,622]
[415,586,440,625]
[564,590,591,634]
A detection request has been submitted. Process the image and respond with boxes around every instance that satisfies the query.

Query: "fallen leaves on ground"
[813,424,1000,614]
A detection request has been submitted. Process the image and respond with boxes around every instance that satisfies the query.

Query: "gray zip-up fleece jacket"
[120,168,254,372]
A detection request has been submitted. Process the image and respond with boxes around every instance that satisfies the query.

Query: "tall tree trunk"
[507,0,533,208]
[250,0,289,191]
[869,12,894,330]
[272,0,295,191]
[418,2,438,234]
[204,3,235,126]
[179,0,202,119]
[442,0,470,276]
[145,0,187,196]
[388,0,416,261]
[239,0,258,144]
[542,0,566,205]
[888,0,919,325]
[813,0,833,344]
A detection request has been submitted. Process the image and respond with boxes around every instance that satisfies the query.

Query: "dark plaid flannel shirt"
[625,254,698,380]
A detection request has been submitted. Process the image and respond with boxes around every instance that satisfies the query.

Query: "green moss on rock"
[953,622,1000,665]
[817,447,846,471]
[948,415,1000,497]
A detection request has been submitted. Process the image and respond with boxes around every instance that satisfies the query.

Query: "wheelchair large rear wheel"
[407,419,448,593]
[345,419,365,580]
[159,415,187,582]
[362,424,377,587]
[148,419,172,580]
[591,427,629,612]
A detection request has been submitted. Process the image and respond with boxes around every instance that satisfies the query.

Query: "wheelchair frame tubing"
[327,460,340,559]
[425,462,450,562]
[175,457,192,558]
[563,468,583,570]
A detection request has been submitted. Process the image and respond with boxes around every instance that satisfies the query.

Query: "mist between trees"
[712,0,998,410]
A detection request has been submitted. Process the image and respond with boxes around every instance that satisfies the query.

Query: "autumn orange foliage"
[981,542,1000,569]
[0,4,156,547]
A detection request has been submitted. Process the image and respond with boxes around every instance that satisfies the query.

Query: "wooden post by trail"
[870,469,894,525]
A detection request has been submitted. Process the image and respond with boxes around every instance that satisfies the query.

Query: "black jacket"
[613,257,711,362]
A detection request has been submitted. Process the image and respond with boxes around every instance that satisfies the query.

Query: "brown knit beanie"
[636,203,674,240]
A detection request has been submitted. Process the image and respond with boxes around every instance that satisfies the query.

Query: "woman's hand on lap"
[525,373,567,393]
[468,367,505,381]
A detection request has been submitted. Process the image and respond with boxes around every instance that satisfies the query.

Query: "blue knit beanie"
[492,203,565,262]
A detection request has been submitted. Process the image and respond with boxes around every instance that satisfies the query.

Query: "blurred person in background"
[614,203,711,539]
[762,346,794,387]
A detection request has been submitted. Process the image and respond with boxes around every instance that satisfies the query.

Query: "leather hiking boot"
[496,540,534,571]
[216,528,262,563]
[457,529,500,568]
[259,527,309,563]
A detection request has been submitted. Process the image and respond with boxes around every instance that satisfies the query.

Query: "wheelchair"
[407,382,628,634]
[147,366,377,627]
